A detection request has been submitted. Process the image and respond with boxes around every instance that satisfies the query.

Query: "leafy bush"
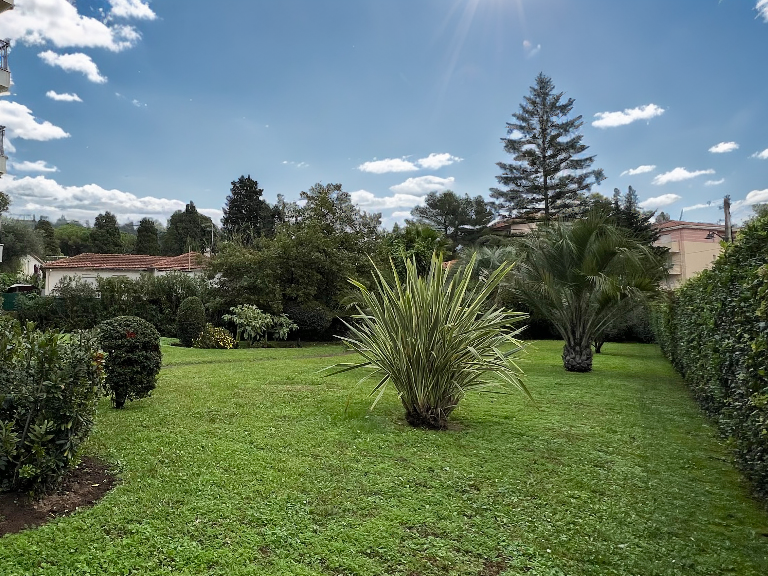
[652,215,768,497]
[98,316,161,409]
[223,304,298,345]
[0,321,104,493]
[176,296,206,347]
[327,255,530,429]
[193,324,237,349]
[284,302,333,340]
[52,276,104,331]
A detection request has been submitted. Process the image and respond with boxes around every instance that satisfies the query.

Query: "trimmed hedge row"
[652,214,768,497]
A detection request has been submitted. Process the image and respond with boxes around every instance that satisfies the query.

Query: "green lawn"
[1,340,767,575]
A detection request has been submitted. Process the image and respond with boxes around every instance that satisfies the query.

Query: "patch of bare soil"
[0,456,117,536]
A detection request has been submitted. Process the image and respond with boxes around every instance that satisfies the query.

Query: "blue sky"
[0,0,766,229]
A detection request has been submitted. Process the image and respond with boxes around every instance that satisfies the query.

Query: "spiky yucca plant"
[328,255,530,429]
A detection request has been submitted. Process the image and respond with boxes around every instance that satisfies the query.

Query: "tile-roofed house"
[41,252,204,295]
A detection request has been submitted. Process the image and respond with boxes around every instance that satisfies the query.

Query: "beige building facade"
[654,220,727,289]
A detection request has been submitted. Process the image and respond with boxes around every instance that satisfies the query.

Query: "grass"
[1,340,767,575]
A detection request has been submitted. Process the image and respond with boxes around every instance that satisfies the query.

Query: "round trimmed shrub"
[284,302,333,341]
[98,316,161,409]
[177,296,206,347]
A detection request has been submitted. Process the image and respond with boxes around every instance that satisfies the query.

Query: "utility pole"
[723,195,733,243]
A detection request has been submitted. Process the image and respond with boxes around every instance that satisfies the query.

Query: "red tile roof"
[42,252,204,271]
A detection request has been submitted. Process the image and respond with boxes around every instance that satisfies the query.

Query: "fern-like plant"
[327,254,530,429]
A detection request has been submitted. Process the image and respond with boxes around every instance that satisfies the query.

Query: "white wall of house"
[43,268,203,295]
[20,254,44,278]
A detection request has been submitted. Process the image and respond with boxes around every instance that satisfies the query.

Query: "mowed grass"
[2,341,768,575]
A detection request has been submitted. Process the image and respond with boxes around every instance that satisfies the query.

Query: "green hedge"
[652,215,768,497]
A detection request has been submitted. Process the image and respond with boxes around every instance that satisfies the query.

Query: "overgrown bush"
[177,296,206,347]
[98,316,161,409]
[652,214,768,497]
[0,321,104,493]
[223,304,298,345]
[327,255,530,429]
[193,324,236,349]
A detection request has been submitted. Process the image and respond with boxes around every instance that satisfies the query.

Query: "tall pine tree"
[222,175,277,245]
[491,73,604,221]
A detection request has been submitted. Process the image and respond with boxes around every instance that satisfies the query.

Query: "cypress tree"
[90,212,123,254]
[135,218,160,255]
[491,73,605,221]
[222,175,276,245]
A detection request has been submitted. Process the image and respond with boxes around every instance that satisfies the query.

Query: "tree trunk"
[562,342,593,372]
[593,339,604,354]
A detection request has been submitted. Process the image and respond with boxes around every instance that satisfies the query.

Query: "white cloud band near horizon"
[350,190,424,211]
[708,141,739,154]
[652,167,715,186]
[639,194,681,210]
[592,104,665,128]
[39,51,107,83]
[0,0,145,52]
[3,175,223,225]
[45,90,83,102]
[620,165,656,177]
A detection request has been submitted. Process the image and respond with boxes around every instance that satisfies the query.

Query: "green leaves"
[327,254,530,429]
[223,304,297,344]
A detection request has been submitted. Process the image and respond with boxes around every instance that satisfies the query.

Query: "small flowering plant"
[193,324,237,349]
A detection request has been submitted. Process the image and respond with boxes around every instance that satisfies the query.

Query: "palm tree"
[509,212,662,372]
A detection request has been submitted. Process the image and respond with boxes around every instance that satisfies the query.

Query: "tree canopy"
[411,190,495,245]
[162,201,216,256]
[90,212,123,254]
[135,218,161,255]
[222,175,277,245]
[491,73,604,221]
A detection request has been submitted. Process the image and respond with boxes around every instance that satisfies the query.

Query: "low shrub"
[0,321,104,493]
[98,316,161,409]
[284,302,333,340]
[177,296,206,347]
[193,324,236,349]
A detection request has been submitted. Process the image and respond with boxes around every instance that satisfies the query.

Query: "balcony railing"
[0,39,8,72]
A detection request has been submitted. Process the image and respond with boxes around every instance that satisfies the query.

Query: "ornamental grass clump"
[98,316,161,409]
[328,254,530,429]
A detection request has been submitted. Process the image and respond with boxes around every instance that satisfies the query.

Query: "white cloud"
[652,167,715,186]
[0,100,70,140]
[708,141,739,154]
[350,190,424,210]
[0,0,142,52]
[758,1,768,22]
[417,153,462,170]
[358,157,419,174]
[108,0,157,20]
[751,148,768,160]
[523,40,541,58]
[39,51,107,83]
[10,160,58,173]
[198,208,224,226]
[389,176,455,195]
[620,165,656,177]
[704,179,725,187]
[683,202,714,211]
[45,90,82,102]
[639,194,681,209]
[3,175,220,223]
[282,160,308,168]
[592,104,665,128]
